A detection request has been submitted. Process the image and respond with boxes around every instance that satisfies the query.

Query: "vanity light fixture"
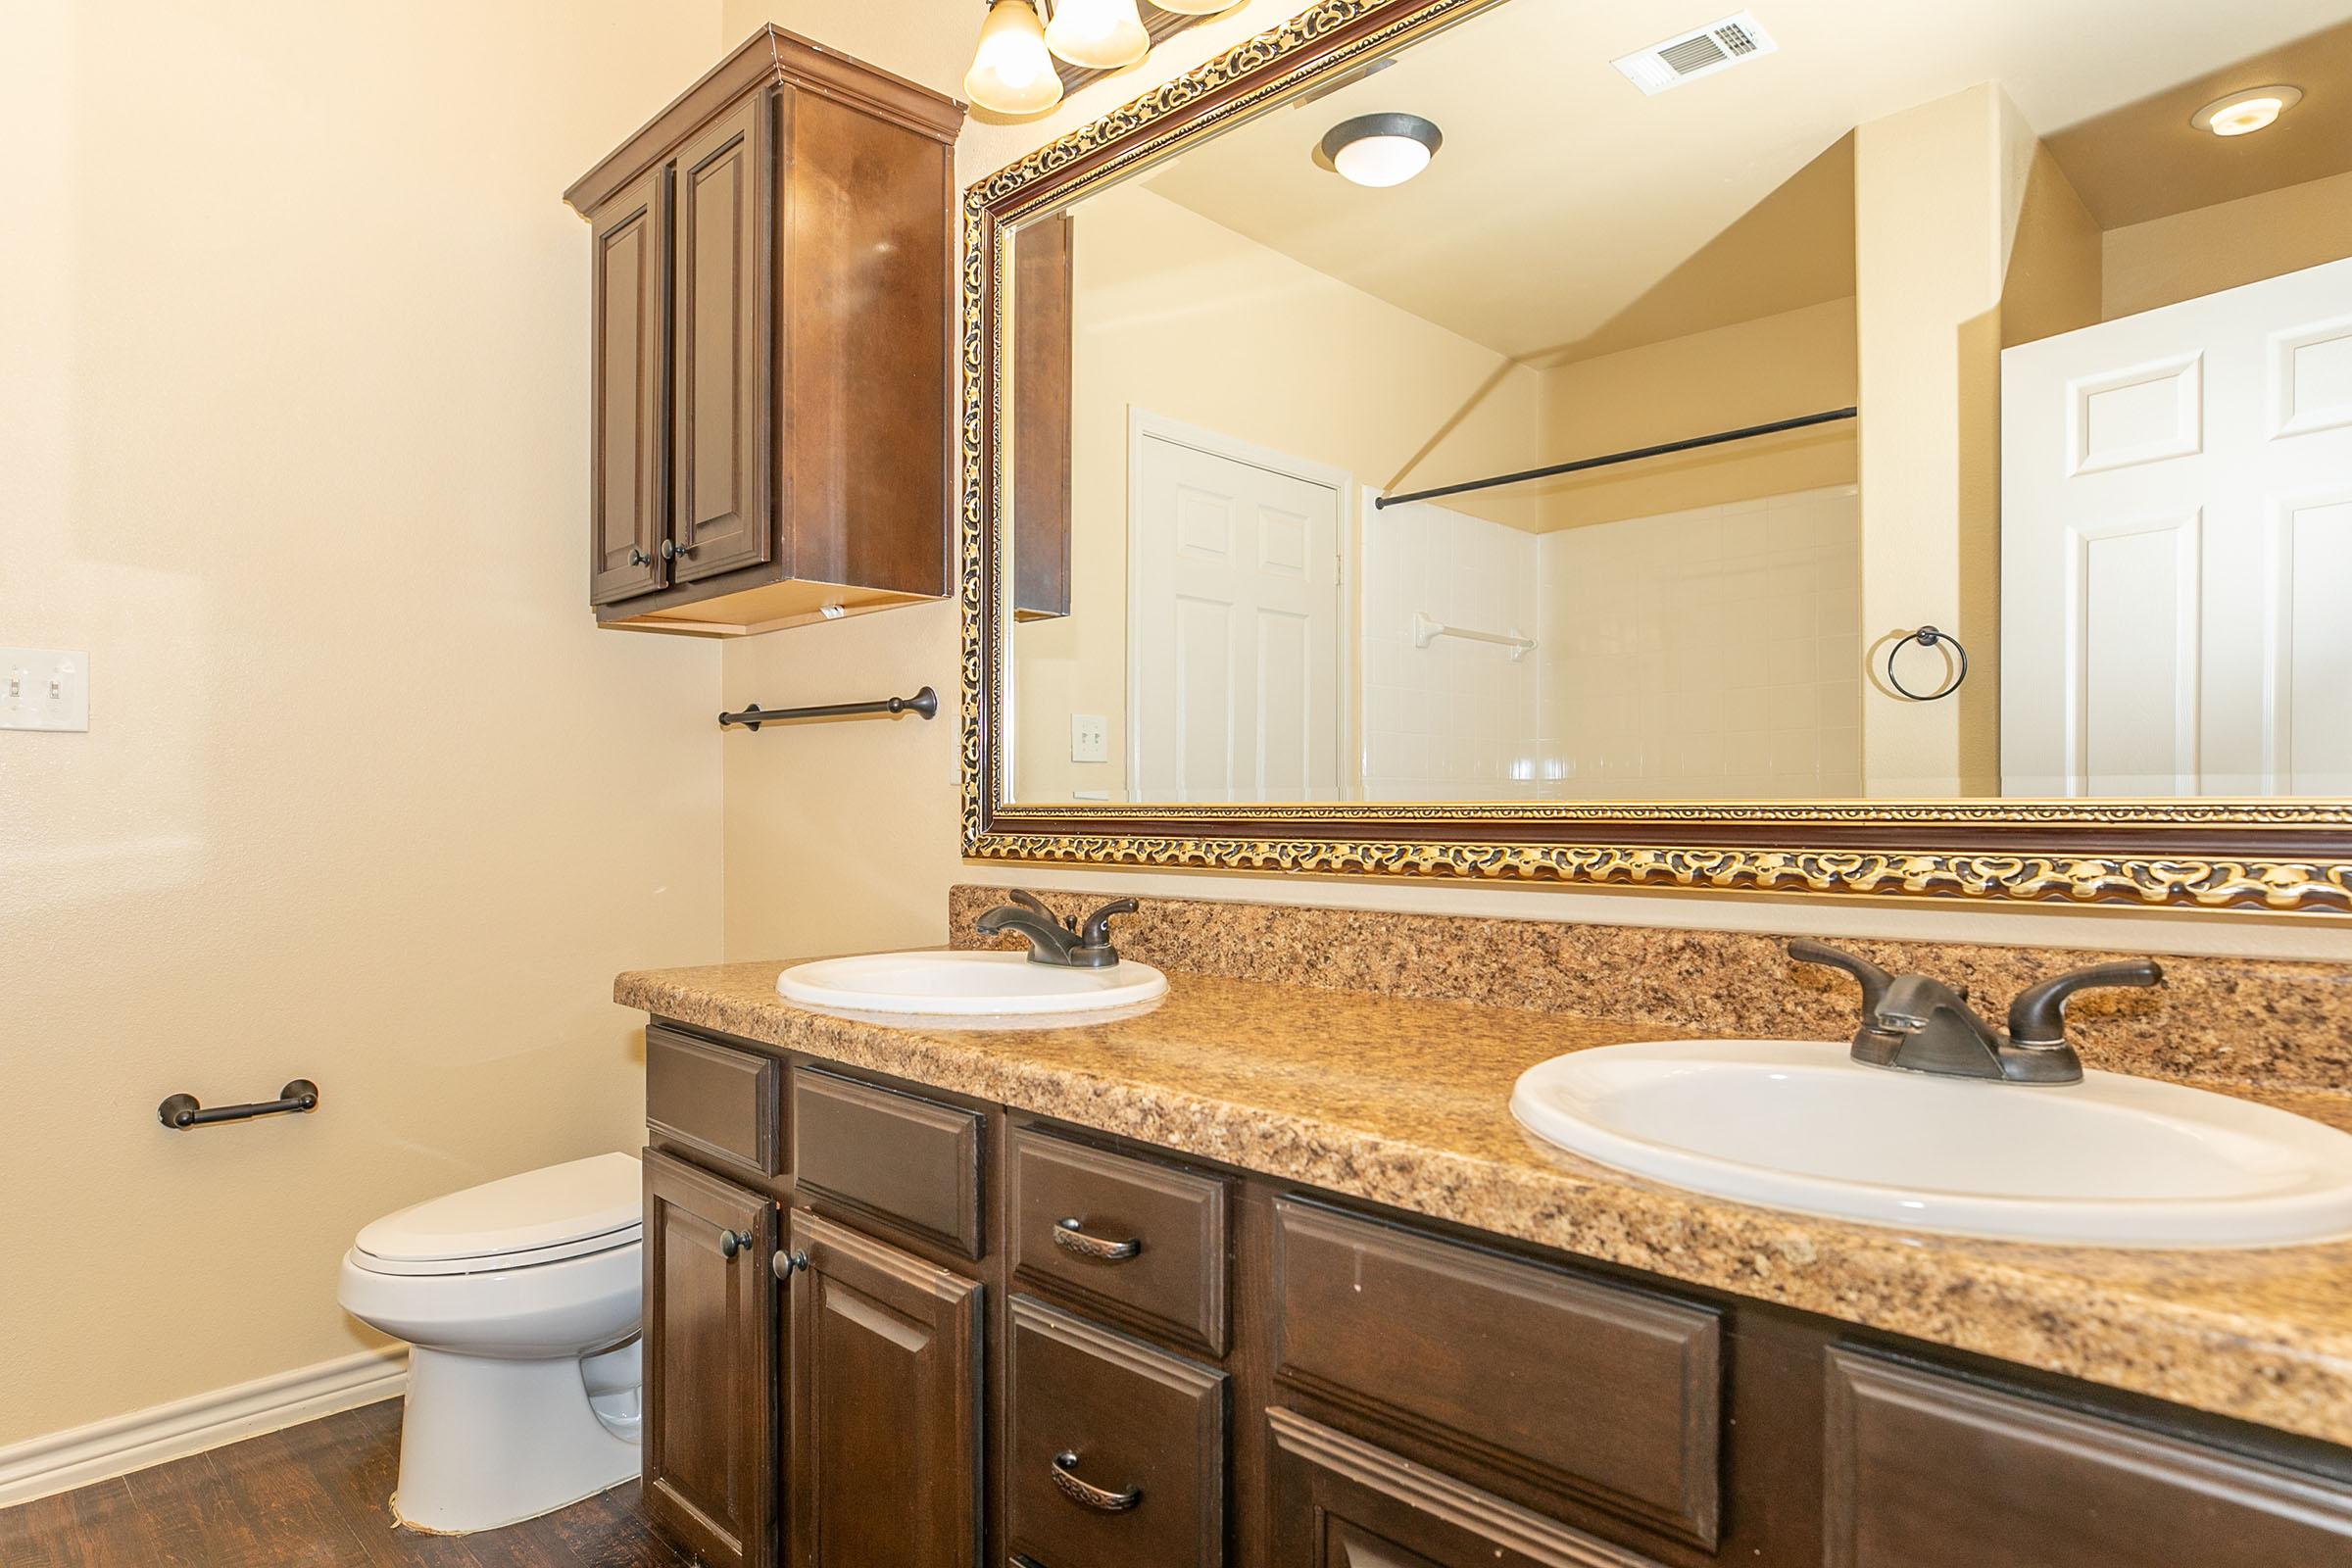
[2192,83,2303,136]
[1043,0,1151,71]
[1320,112,1444,187]
[964,0,1063,116]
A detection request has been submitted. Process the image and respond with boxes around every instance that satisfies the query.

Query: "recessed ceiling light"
[1319,113,1443,188]
[2192,84,2303,137]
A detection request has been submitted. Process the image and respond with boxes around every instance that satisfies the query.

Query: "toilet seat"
[353,1152,641,1277]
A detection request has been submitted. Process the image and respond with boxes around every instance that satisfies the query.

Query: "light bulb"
[964,0,1062,116]
[1044,0,1150,71]
[1320,113,1444,188]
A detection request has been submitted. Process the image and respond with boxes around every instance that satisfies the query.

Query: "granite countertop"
[616,958,2352,1448]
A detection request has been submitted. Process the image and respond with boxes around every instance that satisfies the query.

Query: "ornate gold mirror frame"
[958,0,2352,912]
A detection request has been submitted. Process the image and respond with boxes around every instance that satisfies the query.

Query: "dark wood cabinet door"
[1267,1409,1665,1568]
[670,89,772,583]
[643,1149,778,1568]
[587,168,668,606]
[1824,1349,2352,1568]
[787,1209,981,1568]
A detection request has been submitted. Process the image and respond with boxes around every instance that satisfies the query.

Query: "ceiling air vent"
[1612,11,1779,96]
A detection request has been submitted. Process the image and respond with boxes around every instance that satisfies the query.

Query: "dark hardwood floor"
[0,1398,694,1567]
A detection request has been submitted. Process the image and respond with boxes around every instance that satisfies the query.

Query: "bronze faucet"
[974,890,1138,969]
[1789,940,2162,1085]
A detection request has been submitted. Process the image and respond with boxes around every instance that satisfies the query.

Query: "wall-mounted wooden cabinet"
[564,28,962,638]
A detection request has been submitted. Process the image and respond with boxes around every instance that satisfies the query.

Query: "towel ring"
[1886,626,1968,702]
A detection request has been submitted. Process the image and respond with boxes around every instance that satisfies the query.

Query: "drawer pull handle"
[771,1248,808,1281]
[1051,1450,1141,1513]
[717,1228,753,1260]
[1053,1217,1142,1262]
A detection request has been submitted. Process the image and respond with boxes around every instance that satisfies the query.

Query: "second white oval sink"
[777,950,1167,1017]
[1511,1040,2352,1250]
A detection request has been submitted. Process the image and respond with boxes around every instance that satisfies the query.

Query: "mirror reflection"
[1003,1,2352,805]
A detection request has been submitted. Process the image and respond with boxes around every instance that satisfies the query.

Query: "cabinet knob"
[662,538,695,562]
[628,547,653,566]
[717,1228,753,1260]
[771,1248,808,1282]
[1051,1450,1142,1513]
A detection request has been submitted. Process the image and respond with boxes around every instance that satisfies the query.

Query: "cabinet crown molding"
[564,24,962,220]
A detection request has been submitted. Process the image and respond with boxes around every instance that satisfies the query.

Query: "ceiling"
[1138,0,2352,361]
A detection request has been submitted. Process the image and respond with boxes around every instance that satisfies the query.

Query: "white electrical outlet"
[1070,712,1109,763]
[1,649,89,732]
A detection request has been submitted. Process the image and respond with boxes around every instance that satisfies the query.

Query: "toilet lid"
[355,1152,642,1273]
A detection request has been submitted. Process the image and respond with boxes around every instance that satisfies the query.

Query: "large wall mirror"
[961,0,2352,909]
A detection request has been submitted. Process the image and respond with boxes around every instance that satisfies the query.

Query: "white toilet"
[338,1152,644,1534]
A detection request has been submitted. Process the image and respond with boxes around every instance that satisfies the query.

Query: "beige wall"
[716,1,2349,981]
[0,0,727,1447]
[2103,169,2352,320]
[1853,83,2012,797]
[1528,300,1858,530]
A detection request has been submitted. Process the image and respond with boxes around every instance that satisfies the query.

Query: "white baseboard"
[0,1346,409,1509]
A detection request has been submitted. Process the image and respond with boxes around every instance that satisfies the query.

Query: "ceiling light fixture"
[1043,0,1150,71]
[963,0,1062,116]
[1319,113,1444,188]
[2192,83,2303,136]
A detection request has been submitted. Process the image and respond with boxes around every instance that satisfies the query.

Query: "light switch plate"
[1,649,90,732]
[1070,712,1108,763]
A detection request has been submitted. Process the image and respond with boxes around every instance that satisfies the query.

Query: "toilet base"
[392,1346,640,1535]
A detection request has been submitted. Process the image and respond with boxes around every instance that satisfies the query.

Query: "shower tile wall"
[1538,484,1862,800]
[1356,485,1862,801]
[1359,498,1543,800]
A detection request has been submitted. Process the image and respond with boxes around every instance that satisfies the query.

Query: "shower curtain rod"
[1375,406,1858,510]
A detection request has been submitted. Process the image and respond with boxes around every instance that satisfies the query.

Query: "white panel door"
[2002,256,2352,796]
[1129,418,1344,803]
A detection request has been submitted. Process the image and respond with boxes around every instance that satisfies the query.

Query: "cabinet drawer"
[1010,1128,1229,1355]
[1271,1200,1721,1547]
[791,1067,984,1258]
[1267,1408,1665,1568]
[1825,1349,2352,1568]
[646,1026,780,1178]
[1007,1297,1226,1568]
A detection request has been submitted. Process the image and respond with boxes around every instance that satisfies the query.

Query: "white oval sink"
[1511,1040,2352,1250]
[776,950,1167,1017]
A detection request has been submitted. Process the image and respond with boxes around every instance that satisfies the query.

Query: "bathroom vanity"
[618,926,2352,1568]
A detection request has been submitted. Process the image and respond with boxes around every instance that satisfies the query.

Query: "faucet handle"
[1004,888,1064,924]
[1077,898,1138,950]
[1788,940,1893,1016]
[2006,959,2163,1048]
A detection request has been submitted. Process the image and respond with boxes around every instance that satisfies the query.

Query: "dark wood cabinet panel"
[792,1068,984,1259]
[775,85,954,598]
[1272,1200,1722,1547]
[1267,1408,1663,1568]
[587,168,668,606]
[1005,1295,1226,1568]
[1824,1348,2352,1568]
[647,1026,781,1179]
[1009,1126,1228,1355]
[1010,214,1073,622]
[669,91,772,583]
[788,1209,981,1568]
[643,1148,777,1568]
